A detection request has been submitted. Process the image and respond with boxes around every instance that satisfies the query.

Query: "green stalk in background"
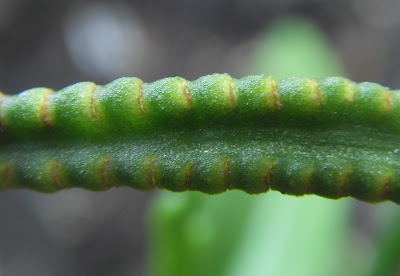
[370,212,400,276]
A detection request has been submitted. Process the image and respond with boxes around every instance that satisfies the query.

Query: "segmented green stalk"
[1,74,399,204]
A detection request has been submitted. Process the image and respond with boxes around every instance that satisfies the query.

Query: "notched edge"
[264,163,275,191]
[227,80,237,108]
[49,160,63,190]
[381,175,393,201]
[184,162,194,190]
[344,81,355,102]
[182,81,192,109]
[383,89,393,111]
[90,84,103,120]
[137,80,148,114]
[40,90,55,126]
[268,76,281,110]
[147,157,158,189]
[99,157,114,189]
[309,79,324,106]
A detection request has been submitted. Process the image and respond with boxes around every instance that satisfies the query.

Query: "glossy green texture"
[0,74,399,204]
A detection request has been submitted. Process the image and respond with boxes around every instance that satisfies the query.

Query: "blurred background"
[1,0,400,275]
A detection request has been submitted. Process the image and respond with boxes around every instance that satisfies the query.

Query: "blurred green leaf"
[248,17,343,79]
[369,203,400,276]
[149,191,255,276]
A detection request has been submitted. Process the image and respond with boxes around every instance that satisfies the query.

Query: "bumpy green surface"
[0,74,399,204]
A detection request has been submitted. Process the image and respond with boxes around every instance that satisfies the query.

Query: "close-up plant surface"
[3,72,400,203]
[1,1,400,276]
[149,18,400,276]
[149,18,354,276]
[2,22,400,204]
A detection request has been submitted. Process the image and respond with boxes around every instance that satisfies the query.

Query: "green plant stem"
[148,17,353,276]
[1,74,399,203]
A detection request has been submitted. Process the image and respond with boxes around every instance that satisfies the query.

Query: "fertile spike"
[1,74,400,204]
